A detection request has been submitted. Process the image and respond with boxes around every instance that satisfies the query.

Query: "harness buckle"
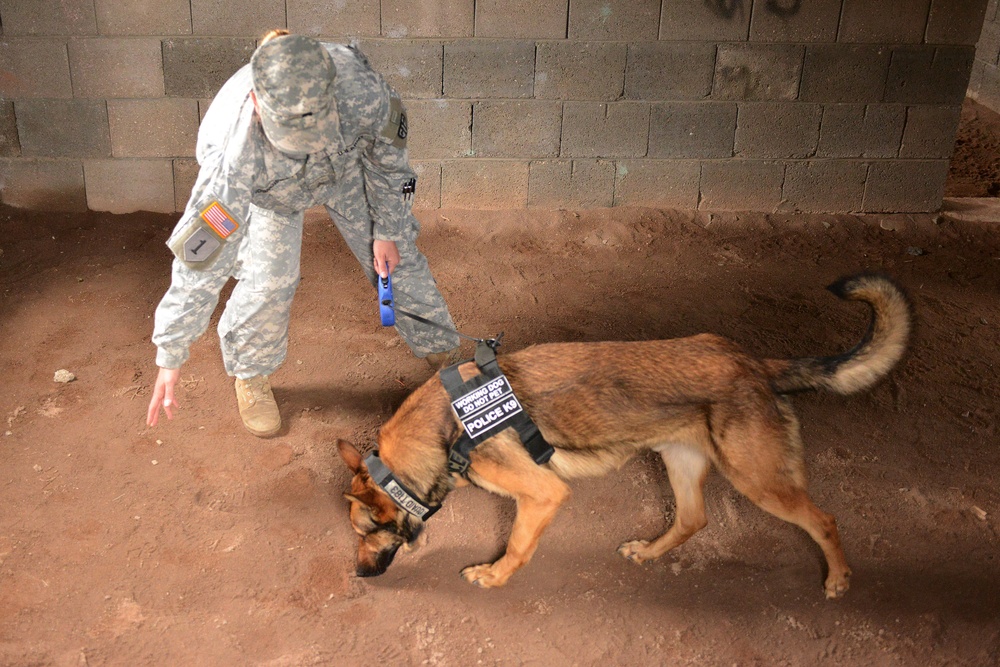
[447,448,470,475]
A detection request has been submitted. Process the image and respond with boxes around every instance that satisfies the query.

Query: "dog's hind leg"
[618,445,711,564]
[721,406,852,598]
[742,484,851,599]
[461,454,571,589]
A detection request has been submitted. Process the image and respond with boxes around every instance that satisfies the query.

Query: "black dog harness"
[439,341,554,476]
[365,339,554,520]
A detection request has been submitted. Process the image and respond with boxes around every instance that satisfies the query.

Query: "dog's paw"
[617,540,652,564]
[461,564,509,588]
[824,569,851,599]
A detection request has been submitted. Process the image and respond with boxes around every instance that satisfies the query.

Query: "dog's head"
[337,440,425,577]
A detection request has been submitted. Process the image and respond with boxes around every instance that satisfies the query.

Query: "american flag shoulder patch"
[200,201,238,239]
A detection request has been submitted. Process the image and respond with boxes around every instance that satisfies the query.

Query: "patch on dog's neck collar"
[364,452,439,520]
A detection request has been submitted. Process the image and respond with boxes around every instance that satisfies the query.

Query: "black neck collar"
[364,452,440,520]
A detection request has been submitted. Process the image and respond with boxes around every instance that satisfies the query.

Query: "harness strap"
[440,342,554,476]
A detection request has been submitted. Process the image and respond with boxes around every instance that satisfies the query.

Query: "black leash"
[394,306,503,350]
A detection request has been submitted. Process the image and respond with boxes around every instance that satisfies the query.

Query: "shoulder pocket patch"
[380,95,408,149]
[167,201,240,269]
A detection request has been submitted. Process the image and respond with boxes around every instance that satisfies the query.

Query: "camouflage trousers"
[217,205,459,379]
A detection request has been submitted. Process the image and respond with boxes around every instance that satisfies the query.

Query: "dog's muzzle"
[356,542,401,577]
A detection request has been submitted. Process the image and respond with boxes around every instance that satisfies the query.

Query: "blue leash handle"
[378,272,395,326]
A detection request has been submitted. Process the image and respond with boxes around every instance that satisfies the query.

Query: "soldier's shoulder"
[325,42,391,132]
[323,42,377,79]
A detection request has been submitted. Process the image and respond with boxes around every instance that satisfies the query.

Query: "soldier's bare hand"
[147,367,181,427]
[373,239,400,277]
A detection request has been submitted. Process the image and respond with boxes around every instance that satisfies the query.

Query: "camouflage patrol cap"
[251,34,343,155]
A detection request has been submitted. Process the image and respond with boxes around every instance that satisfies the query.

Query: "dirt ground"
[2,102,999,667]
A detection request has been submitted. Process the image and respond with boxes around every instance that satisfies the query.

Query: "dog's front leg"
[461,458,570,588]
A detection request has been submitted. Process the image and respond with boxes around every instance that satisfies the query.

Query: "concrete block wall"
[971,0,1000,110]
[0,0,989,214]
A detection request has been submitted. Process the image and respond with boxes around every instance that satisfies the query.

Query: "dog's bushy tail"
[765,273,912,395]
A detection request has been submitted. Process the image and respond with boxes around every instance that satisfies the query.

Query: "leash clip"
[484,331,504,352]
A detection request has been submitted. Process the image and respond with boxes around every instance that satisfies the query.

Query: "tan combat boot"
[235,375,281,437]
[424,347,463,371]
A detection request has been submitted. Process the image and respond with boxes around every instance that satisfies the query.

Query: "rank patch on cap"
[200,201,238,239]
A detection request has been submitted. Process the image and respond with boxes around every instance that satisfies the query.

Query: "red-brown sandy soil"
[1,104,999,666]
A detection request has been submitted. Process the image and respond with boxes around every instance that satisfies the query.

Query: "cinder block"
[535,41,626,101]
[0,159,87,211]
[528,160,615,208]
[712,44,803,101]
[0,0,97,35]
[817,104,906,158]
[840,0,932,43]
[659,0,750,41]
[568,0,660,40]
[15,100,111,158]
[799,45,891,103]
[899,105,963,158]
[94,0,192,35]
[970,61,1000,109]
[84,159,176,214]
[411,160,442,209]
[863,160,949,213]
[472,100,561,158]
[173,158,199,212]
[354,40,443,98]
[199,98,214,123]
[625,42,716,101]
[162,38,256,98]
[443,41,534,99]
[0,40,73,99]
[613,160,700,208]
[885,46,975,104]
[926,0,990,45]
[441,160,528,208]
[476,0,567,38]
[382,0,474,38]
[699,161,785,212]
[191,0,285,37]
[404,100,472,159]
[735,103,821,159]
[561,102,650,158]
[648,102,737,158]
[69,38,164,98]
[967,60,985,97]
[287,0,379,37]
[0,103,20,157]
[976,21,1000,68]
[749,0,840,41]
[109,99,199,158]
[779,161,867,213]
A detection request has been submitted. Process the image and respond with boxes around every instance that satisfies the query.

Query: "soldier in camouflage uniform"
[146,32,460,437]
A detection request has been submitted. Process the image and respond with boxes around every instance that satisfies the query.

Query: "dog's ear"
[337,440,366,473]
[343,492,367,507]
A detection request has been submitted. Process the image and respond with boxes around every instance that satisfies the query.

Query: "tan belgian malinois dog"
[338,273,911,599]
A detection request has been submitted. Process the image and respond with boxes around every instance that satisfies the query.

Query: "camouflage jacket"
[177,43,414,248]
